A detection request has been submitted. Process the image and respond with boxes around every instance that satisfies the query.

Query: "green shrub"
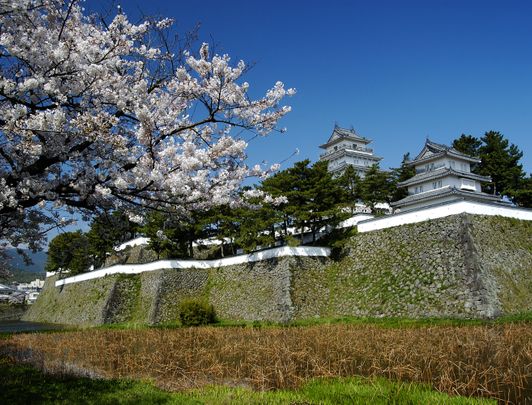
[178,300,218,326]
[285,235,301,247]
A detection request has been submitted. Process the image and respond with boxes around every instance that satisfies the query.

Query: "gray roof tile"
[391,186,504,208]
[397,168,491,187]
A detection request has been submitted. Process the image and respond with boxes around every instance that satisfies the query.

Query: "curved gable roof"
[411,139,480,164]
[320,126,371,148]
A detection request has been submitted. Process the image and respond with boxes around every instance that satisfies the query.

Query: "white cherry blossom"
[0,0,294,251]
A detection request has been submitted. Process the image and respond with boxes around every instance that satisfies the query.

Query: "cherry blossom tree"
[0,0,294,254]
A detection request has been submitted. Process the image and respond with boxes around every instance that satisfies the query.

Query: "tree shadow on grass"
[0,357,179,405]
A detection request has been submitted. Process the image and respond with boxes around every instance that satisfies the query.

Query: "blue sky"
[14,0,532,252]
[113,0,532,173]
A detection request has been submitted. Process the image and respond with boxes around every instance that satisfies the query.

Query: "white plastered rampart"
[54,246,331,287]
[358,200,532,233]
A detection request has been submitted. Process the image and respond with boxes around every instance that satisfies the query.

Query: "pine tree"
[87,211,139,268]
[233,204,277,253]
[360,164,393,212]
[260,160,346,244]
[279,160,311,241]
[161,211,209,259]
[46,231,91,275]
[452,131,529,205]
[260,170,295,242]
[390,153,416,202]
[305,161,346,242]
[509,176,532,208]
[141,212,173,259]
[477,131,525,196]
[452,134,482,158]
[204,205,240,257]
[337,165,362,214]
[142,211,206,259]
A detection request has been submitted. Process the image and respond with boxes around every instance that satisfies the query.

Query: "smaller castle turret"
[391,139,505,211]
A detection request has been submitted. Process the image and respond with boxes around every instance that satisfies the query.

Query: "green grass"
[92,311,532,332]
[6,311,528,336]
[2,311,529,339]
[189,312,532,329]
[0,357,493,404]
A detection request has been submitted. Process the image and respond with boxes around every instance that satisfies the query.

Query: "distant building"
[392,139,505,211]
[319,125,382,177]
[26,291,40,304]
[0,283,25,304]
[0,283,13,294]
[16,279,44,292]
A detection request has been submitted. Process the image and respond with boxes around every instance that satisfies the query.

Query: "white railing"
[54,246,331,286]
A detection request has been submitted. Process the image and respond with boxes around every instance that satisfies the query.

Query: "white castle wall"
[55,246,331,287]
[115,237,150,251]
[52,201,531,286]
[358,200,532,233]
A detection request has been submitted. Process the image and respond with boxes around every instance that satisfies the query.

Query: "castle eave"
[391,187,504,208]
[397,168,491,187]
[320,149,382,161]
[409,150,480,166]
[319,137,372,149]
[412,139,481,164]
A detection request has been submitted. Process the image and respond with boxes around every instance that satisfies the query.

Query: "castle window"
[461,179,475,191]
[432,180,442,189]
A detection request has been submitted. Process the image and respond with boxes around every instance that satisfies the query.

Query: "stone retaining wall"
[292,214,531,319]
[0,304,27,321]
[24,214,531,325]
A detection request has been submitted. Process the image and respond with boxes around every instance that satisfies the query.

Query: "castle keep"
[319,126,382,177]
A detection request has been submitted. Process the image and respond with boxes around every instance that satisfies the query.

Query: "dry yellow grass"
[2,323,531,403]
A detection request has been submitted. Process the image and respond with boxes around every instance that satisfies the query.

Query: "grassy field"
[0,357,493,404]
[94,311,532,332]
[1,321,530,403]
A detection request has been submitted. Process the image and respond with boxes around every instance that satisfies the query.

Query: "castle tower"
[319,125,382,177]
[391,139,505,211]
